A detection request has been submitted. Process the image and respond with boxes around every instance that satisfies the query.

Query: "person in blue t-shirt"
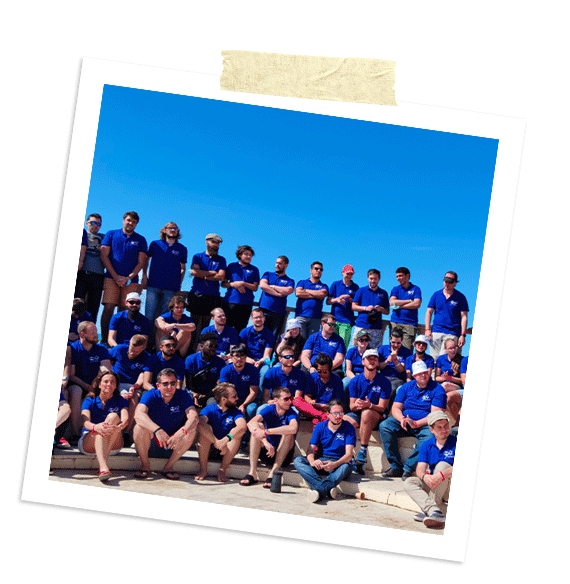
[343,330,371,393]
[326,264,359,349]
[460,355,468,388]
[403,410,456,529]
[108,292,151,347]
[133,368,198,480]
[294,400,356,502]
[201,307,240,360]
[195,382,247,482]
[239,308,275,385]
[379,360,448,479]
[378,328,413,395]
[221,245,260,333]
[154,295,196,358]
[219,344,260,419]
[434,338,464,426]
[405,335,435,381]
[240,387,299,488]
[351,269,390,349]
[142,336,186,390]
[300,314,346,375]
[389,267,422,351]
[294,261,330,339]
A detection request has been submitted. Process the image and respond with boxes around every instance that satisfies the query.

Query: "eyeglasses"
[159,381,177,387]
[391,340,402,345]
[330,412,344,417]
[325,322,336,327]
[162,344,175,349]
[88,221,102,226]
[127,301,141,305]
[313,267,323,271]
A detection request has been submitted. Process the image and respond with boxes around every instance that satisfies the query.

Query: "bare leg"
[175,330,192,358]
[267,434,295,479]
[162,427,196,475]
[195,433,213,480]
[359,409,381,446]
[133,424,152,472]
[69,385,84,437]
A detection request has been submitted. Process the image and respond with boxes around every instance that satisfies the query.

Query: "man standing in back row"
[295,261,330,340]
[389,267,422,351]
[259,256,295,342]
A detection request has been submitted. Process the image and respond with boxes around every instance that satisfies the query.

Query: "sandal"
[263,478,273,489]
[161,470,180,480]
[134,470,150,479]
[240,474,259,486]
[98,470,111,482]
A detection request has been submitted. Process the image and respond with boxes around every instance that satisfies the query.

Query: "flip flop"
[134,470,150,479]
[98,470,111,482]
[240,474,259,486]
[161,470,180,480]
[263,478,273,488]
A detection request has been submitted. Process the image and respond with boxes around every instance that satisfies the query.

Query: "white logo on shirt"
[170,406,180,413]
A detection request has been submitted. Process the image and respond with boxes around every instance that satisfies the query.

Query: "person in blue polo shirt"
[326,264,359,350]
[295,261,330,339]
[389,267,422,351]
[294,400,356,502]
[351,269,390,349]
[221,244,260,334]
[195,382,247,482]
[219,344,260,420]
[100,211,148,346]
[154,295,196,358]
[261,346,307,406]
[201,307,240,360]
[434,337,464,426]
[259,255,295,343]
[378,328,413,395]
[142,336,186,390]
[133,368,198,480]
[379,360,447,480]
[403,410,456,529]
[108,292,151,347]
[239,308,275,385]
[405,335,435,381]
[300,314,346,375]
[424,271,469,360]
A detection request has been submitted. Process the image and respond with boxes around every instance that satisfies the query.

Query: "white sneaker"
[414,512,426,522]
[329,487,341,500]
[423,510,446,528]
[307,489,320,503]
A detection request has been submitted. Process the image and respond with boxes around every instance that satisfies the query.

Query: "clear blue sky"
[85,84,499,355]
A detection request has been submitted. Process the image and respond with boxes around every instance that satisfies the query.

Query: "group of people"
[55,210,468,529]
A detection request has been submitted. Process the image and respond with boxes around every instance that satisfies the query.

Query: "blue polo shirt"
[460,356,469,375]
[199,403,245,440]
[259,404,298,448]
[418,434,457,473]
[427,289,469,336]
[139,388,194,436]
[353,286,390,329]
[405,354,435,375]
[394,379,447,421]
[239,325,275,361]
[70,311,93,337]
[307,372,344,404]
[109,311,151,345]
[295,279,330,319]
[202,324,240,355]
[81,394,128,426]
[262,364,307,397]
[329,279,359,325]
[348,372,391,405]
[346,346,365,374]
[311,419,356,459]
[190,251,227,296]
[303,331,346,365]
[436,354,463,378]
[146,240,188,292]
[259,272,295,315]
[378,344,412,380]
[101,229,148,282]
[70,340,111,385]
[110,344,149,385]
[219,363,260,403]
[223,262,260,305]
[184,353,226,392]
[144,352,186,381]
[390,283,422,325]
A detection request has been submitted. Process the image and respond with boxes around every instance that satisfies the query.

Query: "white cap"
[412,360,429,376]
[363,349,379,359]
[125,292,142,302]
[414,334,429,345]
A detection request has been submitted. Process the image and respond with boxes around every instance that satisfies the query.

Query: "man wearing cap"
[295,261,330,339]
[327,265,359,350]
[300,315,346,375]
[100,211,148,346]
[259,256,295,343]
[403,410,456,528]
[344,349,391,465]
[379,360,447,479]
[107,292,151,348]
[186,233,227,342]
[389,267,422,351]
[424,271,469,361]
[405,335,435,381]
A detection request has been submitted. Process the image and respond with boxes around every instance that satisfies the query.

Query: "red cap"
[342,264,355,273]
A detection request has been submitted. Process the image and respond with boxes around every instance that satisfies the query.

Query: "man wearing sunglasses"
[301,315,346,376]
[142,336,185,390]
[378,328,412,396]
[107,292,150,348]
[295,261,330,339]
[261,347,307,406]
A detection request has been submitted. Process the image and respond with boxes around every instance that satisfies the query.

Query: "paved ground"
[48,468,440,534]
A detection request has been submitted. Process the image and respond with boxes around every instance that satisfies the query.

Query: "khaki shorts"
[102,278,142,306]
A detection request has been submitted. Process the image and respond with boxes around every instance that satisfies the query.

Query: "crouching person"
[403,411,456,529]
[196,382,247,482]
[294,400,355,503]
[133,368,198,480]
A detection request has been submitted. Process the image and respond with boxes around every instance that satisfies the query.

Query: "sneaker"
[382,467,403,478]
[307,489,320,503]
[329,487,341,500]
[355,450,367,464]
[402,470,413,481]
[413,512,426,522]
[55,437,71,450]
[423,510,446,528]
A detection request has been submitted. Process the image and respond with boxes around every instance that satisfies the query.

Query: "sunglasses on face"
[127,301,141,305]
[88,221,102,226]
[281,355,294,360]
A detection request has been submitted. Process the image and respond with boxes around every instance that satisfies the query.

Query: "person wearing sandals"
[79,370,128,482]
[133,368,198,480]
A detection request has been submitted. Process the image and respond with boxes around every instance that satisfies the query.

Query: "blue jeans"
[145,287,175,322]
[378,415,433,472]
[295,316,321,340]
[293,456,352,496]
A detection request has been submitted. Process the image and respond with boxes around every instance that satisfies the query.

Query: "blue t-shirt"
[394,379,447,421]
[307,372,344,404]
[303,331,346,365]
[110,344,149,384]
[348,372,391,405]
[460,356,469,375]
[109,311,151,345]
[346,346,365,374]
[418,434,457,473]
[219,363,260,403]
[311,419,356,460]
[390,283,422,325]
[202,324,240,355]
[199,403,245,439]
[404,354,435,376]
[70,340,111,385]
[144,352,186,381]
[436,354,463,381]
[353,286,390,329]
[329,279,359,325]
[427,289,469,336]
[259,404,298,448]
[262,364,307,397]
[184,353,226,392]
[101,229,148,282]
[223,262,260,305]
[378,344,412,380]
[146,240,188,292]
[295,279,330,319]
[81,394,128,426]
[139,388,194,435]
[239,325,275,361]
[259,272,295,315]
[190,251,227,296]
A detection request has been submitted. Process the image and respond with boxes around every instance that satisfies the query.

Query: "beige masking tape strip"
[220,50,396,106]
